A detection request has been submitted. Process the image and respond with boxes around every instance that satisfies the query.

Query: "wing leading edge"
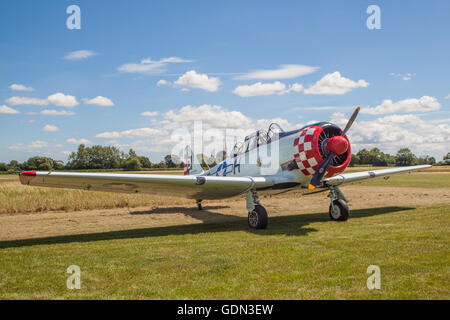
[323,165,431,186]
[19,171,274,200]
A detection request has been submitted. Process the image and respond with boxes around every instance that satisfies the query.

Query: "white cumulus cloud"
[6,97,47,106]
[83,96,114,107]
[118,57,191,75]
[46,93,78,107]
[141,111,158,117]
[361,96,441,115]
[157,79,169,86]
[233,81,303,97]
[6,93,78,107]
[0,105,20,114]
[43,125,60,132]
[67,138,92,145]
[40,109,76,116]
[96,127,164,139]
[141,57,191,64]
[64,50,98,60]
[304,72,369,95]
[390,72,416,81]
[9,83,34,91]
[8,140,48,151]
[29,140,49,149]
[236,64,318,80]
[164,104,254,129]
[174,70,221,92]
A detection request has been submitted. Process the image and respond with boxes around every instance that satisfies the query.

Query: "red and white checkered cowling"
[293,125,351,178]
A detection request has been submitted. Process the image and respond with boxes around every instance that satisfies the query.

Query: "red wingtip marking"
[21,171,37,176]
[19,171,36,185]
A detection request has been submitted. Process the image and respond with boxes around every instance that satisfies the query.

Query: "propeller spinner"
[308,106,360,190]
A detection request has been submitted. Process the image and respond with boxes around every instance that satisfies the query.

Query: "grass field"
[0,167,448,299]
[0,172,193,214]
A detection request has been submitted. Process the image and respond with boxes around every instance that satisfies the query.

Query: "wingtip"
[19,171,36,185]
[356,106,360,112]
[20,171,36,177]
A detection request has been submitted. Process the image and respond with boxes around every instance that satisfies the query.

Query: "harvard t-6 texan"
[19,107,430,229]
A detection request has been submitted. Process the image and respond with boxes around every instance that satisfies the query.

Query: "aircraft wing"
[323,165,431,187]
[19,171,274,200]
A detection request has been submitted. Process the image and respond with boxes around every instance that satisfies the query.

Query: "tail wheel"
[329,199,349,221]
[248,205,268,229]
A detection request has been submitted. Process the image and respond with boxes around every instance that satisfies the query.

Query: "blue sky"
[1,0,449,163]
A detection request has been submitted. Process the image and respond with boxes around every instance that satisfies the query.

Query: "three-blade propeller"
[308,106,360,190]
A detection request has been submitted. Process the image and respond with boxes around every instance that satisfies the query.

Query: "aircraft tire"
[248,205,268,229]
[329,199,349,221]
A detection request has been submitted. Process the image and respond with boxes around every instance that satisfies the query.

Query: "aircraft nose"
[326,136,348,155]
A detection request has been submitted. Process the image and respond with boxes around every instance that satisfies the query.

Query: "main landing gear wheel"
[248,205,268,229]
[329,199,349,221]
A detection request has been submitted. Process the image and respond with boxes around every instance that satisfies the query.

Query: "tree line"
[0,145,449,174]
[350,148,447,167]
[0,144,183,174]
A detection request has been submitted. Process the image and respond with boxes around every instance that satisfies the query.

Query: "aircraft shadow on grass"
[0,206,414,249]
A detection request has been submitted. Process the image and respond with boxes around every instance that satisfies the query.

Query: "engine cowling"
[293,123,351,178]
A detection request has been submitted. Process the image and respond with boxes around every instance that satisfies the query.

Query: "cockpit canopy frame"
[231,123,285,157]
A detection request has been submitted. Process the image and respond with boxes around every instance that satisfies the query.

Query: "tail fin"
[184,145,204,176]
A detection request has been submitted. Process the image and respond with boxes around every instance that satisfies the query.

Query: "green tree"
[356,149,371,165]
[53,160,65,170]
[128,149,138,158]
[164,155,176,168]
[8,160,21,170]
[350,154,360,167]
[417,155,436,165]
[443,152,450,165]
[67,145,88,169]
[366,148,390,166]
[124,157,142,171]
[67,145,122,169]
[22,156,54,170]
[137,156,151,168]
[153,161,167,168]
[0,162,8,171]
[356,148,396,166]
[395,148,417,166]
[383,153,397,166]
[38,162,52,170]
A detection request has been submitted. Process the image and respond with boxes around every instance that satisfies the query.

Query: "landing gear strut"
[328,186,349,221]
[196,199,202,211]
[246,190,268,229]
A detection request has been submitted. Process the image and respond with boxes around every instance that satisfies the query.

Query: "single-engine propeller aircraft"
[19,107,431,229]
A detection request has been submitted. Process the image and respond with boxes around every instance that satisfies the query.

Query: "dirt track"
[1,185,449,241]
